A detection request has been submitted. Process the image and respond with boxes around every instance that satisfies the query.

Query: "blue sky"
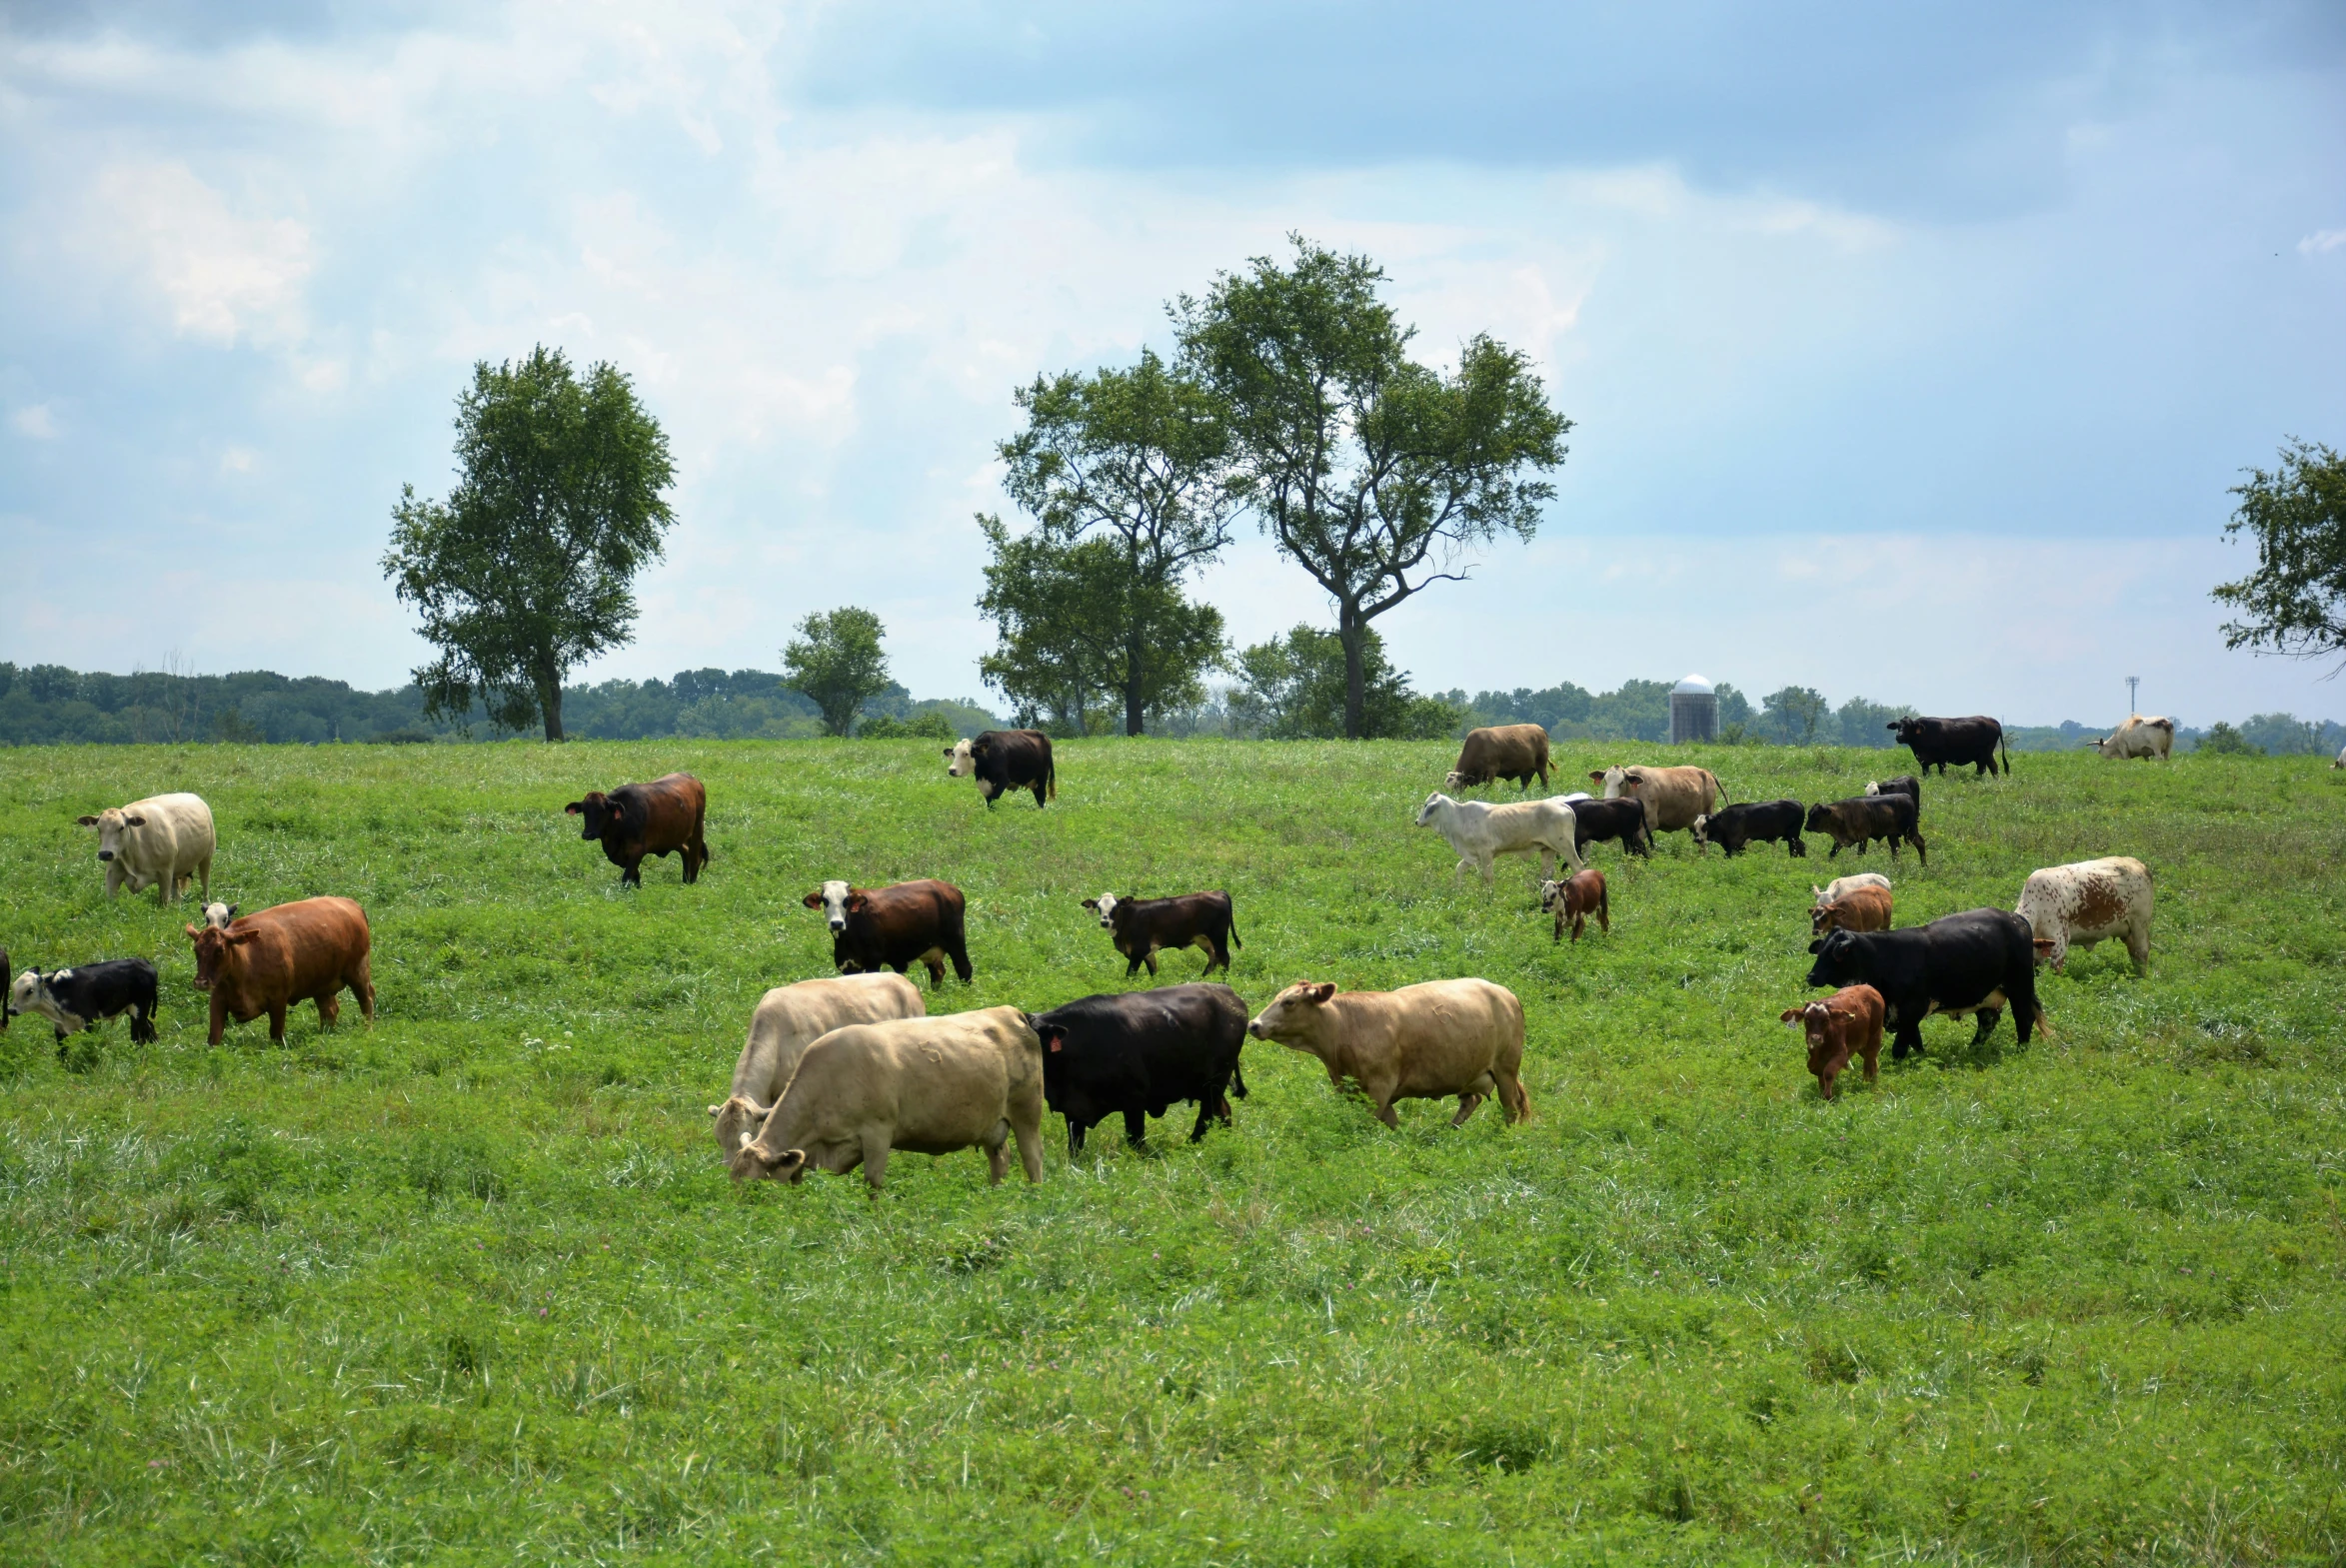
[3,2,2342,724]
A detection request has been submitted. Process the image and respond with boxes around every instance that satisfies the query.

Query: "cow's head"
[1246,980,1336,1046]
[1442,769,1467,790]
[1803,929,1861,990]
[1412,792,1451,827]
[802,879,863,934]
[1689,813,1711,847]
[75,806,145,862]
[563,791,611,839]
[1887,718,1924,744]
[185,921,256,990]
[1802,802,1833,833]
[945,739,975,778]
[1779,1000,1838,1050]
[1080,893,1123,928]
[1591,766,1632,798]
[203,901,238,930]
[5,968,41,1020]
[1537,879,1566,913]
[1808,902,1841,937]
[731,1144,810,1184]
[708,1094,772,1158]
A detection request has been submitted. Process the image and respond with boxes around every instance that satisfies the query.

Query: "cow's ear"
[801,891,824,908]
[226,904,237,918]
[844,893,870,912]
[228,930,260,946]
[1080,898,1098,911]
[1806,938,1824,954]
[124,814,147,826]
[565,801,585,815]
[1305,981,1336,1004]
[183,923,203,937]
[1779,1009,1803,1024]
[75,815,99,827]
[2032,938,2056,955]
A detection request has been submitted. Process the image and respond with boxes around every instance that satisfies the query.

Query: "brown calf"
[1080,891,1241,977]
[186,895,375,1046]
[1540,869,1609,943]
[565,773,710,887]
[1779,983,1884,1100]
[1809,883,1892,936]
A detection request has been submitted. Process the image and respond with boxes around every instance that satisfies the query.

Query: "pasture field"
[0,739,2342,1567]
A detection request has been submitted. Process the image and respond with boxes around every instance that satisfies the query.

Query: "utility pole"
[2126,676,2139,716]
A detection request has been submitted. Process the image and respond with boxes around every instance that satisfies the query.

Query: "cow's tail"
[2000,728,2011,777]
[1227,907,1242,948]
[1046,755,1058,800]
[2030,1002,2054,1041]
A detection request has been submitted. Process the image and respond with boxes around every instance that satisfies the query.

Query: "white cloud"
[2299,229,2346,256]
[81,162,315,347]
[220,447,256,474]
[11,404,60,439]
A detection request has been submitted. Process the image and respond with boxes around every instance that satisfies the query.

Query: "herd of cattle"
[1,712,2181,1186]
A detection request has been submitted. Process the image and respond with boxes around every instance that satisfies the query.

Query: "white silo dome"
[1672,675,1715,696]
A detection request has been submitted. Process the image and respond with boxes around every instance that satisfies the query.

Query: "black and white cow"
[1805,908,2045,1060]
[1566,795,1652,858]
[1082,891,1241,977]
[6,959,160,1051]
[1026,982,1250,1155]
[1690,799,1806,857]
[1863,776,1922,812]
[945,730,1057,808]
[1887,716,2008,778]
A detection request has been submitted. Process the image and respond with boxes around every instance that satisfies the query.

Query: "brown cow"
[1809,882,1892,936]
[185,896,375,1046]
[565,773,710,887]
[1780,984,1884,1100]
[1081,890,1241,977]
[1538,869,1609,942]
[805,878,974,987]
[1446,724,1551,792]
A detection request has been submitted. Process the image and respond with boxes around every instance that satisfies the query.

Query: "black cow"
[1863,775,1923,813]
[5,958,160,1052]
[1887,716,2008,778]
[564,773,711,886]
[1691,799,1806,857]
[1804,795,1927,863]
[1568,795,1653,858]
[0,946,8,1030]
[947,730,1057,808]
[1082,891,1240,977]
[805,878,974,987]
[1026,983,1250,1155]
[1806,909,2046,1060]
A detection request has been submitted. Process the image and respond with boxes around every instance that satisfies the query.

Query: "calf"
[1803,795,1927,863]
[1691,799,1806,857]
[203,901,238,930]
[1413,792,1582,885]
[1863,776,1922,811]
[730,1006,1045,1189]
[805,878,973,987]
[565,773,710,887]
[76,792,215,905]
[707,972,927,1160]
[2014,855,2154,974]
[1247,977,1529,1129]
[1780,984,1884,1100]
[1539,869,1608,942]
[1888,716,2008,778]
[1814,872,1890,904]
[1445,724,1550,792]
[946,730,1056,808]
[186,896,375,1046]
[1809,882,1892,936]
[6,959,159,1050]
[1806,908,2046,1060]
[2089,716,2174,762]
[1081,891,1240,977]
[1590,765,1722,835]
[1028,982,1250,1155]
[1568,795,1652,858]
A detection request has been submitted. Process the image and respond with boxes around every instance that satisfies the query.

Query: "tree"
[383,346,675,741]
[998,349,1245,735]
[1226,624,1462,740]
[2213,439,2346,671]
[1177,238,1570,738]
[1758,686,1830,746]
[782,608,893,737]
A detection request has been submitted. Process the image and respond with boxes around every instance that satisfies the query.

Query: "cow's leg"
[1124,1108,1150,1151]
[1970,1008,2001,1048]
[208,994,227,1047]
[924,956,946,988]
[1891,1021,1923,1060]
[1143,949,1160,977]
[198,855,211,905]
[1069,1118,1088,1159]
[1451,1091,1485,1126]
[351,957,376,1024]
[1909,832,1927,866]
[1189,1077,1228,1142]
[861,1135,894,1190]
[622,859,643,888]
[316,990,340,1028]
[105,863,125,899]
[268,1002,288,1044]
[1012,1108,1044,1183]
[2125,924,2150,975]
[130,1001,155,1045]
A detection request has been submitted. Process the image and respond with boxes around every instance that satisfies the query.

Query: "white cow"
[1412,792,1582,885]
[2332,744,2344,771]
[1811,872,1891,905]
[76,792,215,905]
[2015,856,2154,974]
[707,972,928,1159]
[2089,716,2174,761]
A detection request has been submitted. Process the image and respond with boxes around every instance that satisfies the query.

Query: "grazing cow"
[1814,871,1891,904]
[564,773,710,887]
[1081,891,1241,977]
[1888,716,2008,777]
[1803,795,1927,863]
[0,945,6,1031]
[185,896,375,1046]
[804,878,973,987]
[1027,983,1250,1155]
[1538,869,1608,943]
[1691,799,1806,857]
[1809,882,1893,936]
[1805,908,2047,1060]
[707,973,927,1160]
[1863,776,1922,812]
[1445,724,1551,792]
[76,792,215,905]
[1567,795,1652,858]
[2335,744,2346,771]
[2014,855,2154,974]
[1413,793,1582,885]
[1246,977,1529,1129]
[6,959,159,1050]
[945,730,1056,808]
[203,901,238,930]
[729,1006,1046,1189]
[2089,716,2174,762]
[1779,985,1885,1100]
[1590,765,1722,836]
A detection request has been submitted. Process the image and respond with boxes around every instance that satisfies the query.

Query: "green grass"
[1,739,2342,1566]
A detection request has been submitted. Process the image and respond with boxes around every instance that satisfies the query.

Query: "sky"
[2,1,2343,726]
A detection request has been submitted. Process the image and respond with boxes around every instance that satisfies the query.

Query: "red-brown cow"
[1809,882,1893,936]
[565,773,710,887]
[805,878,974,988]
[1779,983,1884,1100]
[1538,869,1609,943]
[185,896,375,1045]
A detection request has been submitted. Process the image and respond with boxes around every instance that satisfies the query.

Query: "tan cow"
[1246,977,1529,1128]
[1589,765,1722,835]
[1445,724,1551,792]
[729,1006,1045,1189]
[2014,856,2154,973]
[1809,882,1892,936]
[707,972,927,1159]
[77,792,215,904]
[2088,716,2174,761]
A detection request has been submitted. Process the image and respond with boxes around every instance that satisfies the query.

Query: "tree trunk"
[1125,624,1148,737]
[540,677,566,742]
[1337,604,1367,741]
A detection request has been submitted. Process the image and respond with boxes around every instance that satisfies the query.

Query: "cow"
[1805,908,2048,1060]
[1080,891,1240,977]
[1809,881,1892,936]
[6,959,159,1051]
[1027,983,1250,1155]
[1691,799,1806,857]
[728,1006,1046,1189]
[564,773,710,887]
[2089,716,2174,762]
[1780,985,1885,1101]
[203,901,238,930]
[1814,872,1890,904]
[1412,793,1582,886]
[1538,869,1608,943]
[1445,724,1551,792]
[0,946,7,1031]
[804,878,973,987]
[945,730,1056,808]
[1246,977,1529,1129]
[2014,855,2154,974]
[1589,765,1722,836]
[185,896,375,1046]
[2335,744,2346,771]
[706,972,928,1160]
[1887,716,2008,778]
[1567,795,1652,858]
[1863,776,1922,812]
[1803,795,1927,863]
[75,792,215,905]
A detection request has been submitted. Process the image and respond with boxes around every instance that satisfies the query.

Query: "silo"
[1670,675,1718,745]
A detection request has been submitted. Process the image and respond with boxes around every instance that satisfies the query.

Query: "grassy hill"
[1,740,2340,1565]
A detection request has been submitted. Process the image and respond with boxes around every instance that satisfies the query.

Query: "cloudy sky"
[3,1,2342,725]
